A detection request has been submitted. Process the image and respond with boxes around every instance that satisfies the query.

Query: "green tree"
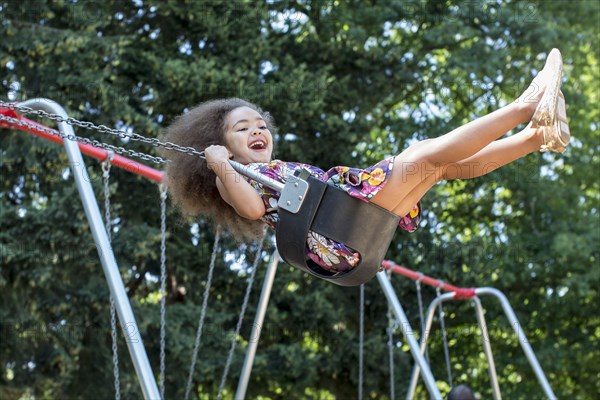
[1,0,598,398]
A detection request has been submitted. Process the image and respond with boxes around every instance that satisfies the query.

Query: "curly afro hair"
[160,98,276,240]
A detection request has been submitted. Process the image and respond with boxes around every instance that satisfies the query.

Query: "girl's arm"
[205,146,265,220]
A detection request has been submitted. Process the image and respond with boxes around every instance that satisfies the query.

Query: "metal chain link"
[0,113,169,165]
[358,284,365,400]
[102,158,114,243]
[387,302,395,400]
[1,100,205,159]
[109,298,120,400]
[436,286,453,387]
[184,228,222,400]
[386,271,396,400]
[102,157,121,400]
[158,184,168,400]
[0,101,211,398]
[217,232,267,400]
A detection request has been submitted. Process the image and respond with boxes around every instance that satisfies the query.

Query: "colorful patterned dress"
[244,158,421,274]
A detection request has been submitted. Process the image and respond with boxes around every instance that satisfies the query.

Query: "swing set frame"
[1,98,556,399]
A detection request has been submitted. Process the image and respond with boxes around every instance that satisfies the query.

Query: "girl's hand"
[205,145,264,220]
[205,145,232,172]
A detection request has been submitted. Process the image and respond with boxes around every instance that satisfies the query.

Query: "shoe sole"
[532,49,571,153]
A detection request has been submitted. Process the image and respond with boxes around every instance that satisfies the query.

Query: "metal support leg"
[376,272,442,399]
[19,99,160,399]
[407,292,453,400]
[471,296,501,400]
[408,295,502,399]
[475,288,556,400]
[408,288,556,400]
[235,250,280,400]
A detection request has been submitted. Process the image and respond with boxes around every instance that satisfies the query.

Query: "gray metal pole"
[408,288,556,400]
[475,288,556,400]
[19,98,161,399]
[376,272,442,399]
[235,250,280,400]
[471,296,502,400]
[408,294,501,398]
[228,160,284,192]
[407,292,453,400]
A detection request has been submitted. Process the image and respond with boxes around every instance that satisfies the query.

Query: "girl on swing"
[162,49,570,274]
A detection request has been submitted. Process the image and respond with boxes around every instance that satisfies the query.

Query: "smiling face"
[223,106,273,164]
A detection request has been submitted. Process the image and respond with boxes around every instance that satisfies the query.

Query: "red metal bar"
[0,106,486,299]
[1,106,164,183]
[382,260,477,299]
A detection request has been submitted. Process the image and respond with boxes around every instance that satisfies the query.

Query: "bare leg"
[371,102,532,212]
[390,125,544,216]
[441,124,543,179]
[371,50,558,215]
[411,102,531,165]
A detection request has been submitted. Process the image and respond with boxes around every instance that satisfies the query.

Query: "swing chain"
[2,101,206,160]
[382,269,398,399]
[184,227,222,400]
[159,184,168,400]
[0,112,169,164]
[358,284,365,400]
[386,300,395,400]
[102,151,114,179]
[217,232,267,400]
[101,155,121,400]
[102,155,113,242]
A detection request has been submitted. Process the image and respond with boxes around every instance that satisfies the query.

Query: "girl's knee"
[395,144,440,182]
[401,138,435,162]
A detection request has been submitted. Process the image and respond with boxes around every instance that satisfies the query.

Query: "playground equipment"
[380,261,557,400]
[0,99,557,399]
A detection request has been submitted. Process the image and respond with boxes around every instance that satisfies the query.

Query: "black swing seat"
[275,169,400,286]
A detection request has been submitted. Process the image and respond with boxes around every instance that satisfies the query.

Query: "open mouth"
[248,140,267,151]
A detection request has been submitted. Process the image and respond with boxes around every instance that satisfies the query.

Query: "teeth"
[250,141,265,149]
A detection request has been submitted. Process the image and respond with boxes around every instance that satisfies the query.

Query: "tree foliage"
[1,0,598,399]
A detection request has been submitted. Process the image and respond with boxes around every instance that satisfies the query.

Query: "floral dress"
[244,158,421,274]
